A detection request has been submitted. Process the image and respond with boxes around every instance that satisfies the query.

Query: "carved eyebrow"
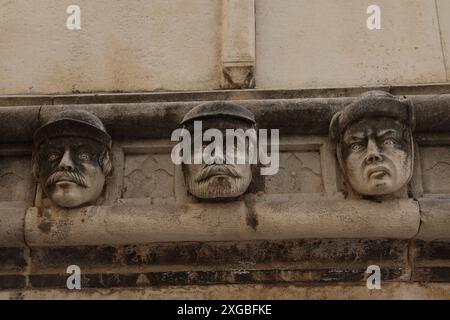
[73,144,92,149]
[344,134,366,143]
[40,145,63,154]
[376,129,399,137]
[42,145,62,151]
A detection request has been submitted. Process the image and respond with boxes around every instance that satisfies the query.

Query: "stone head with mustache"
[181,102,255,199]
[32,110,112,208]
[330,91,415,197]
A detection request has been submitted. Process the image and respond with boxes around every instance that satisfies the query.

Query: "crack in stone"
[37,105,43,125]
[407,198,424,281]
[22,209,32,289]
[423,160,450,172]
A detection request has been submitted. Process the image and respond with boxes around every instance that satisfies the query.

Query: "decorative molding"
[1,84,450,106]
[24,199,420,247]
[221,0,255,89]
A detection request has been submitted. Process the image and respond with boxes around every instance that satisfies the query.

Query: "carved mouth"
[206,174,231,180]
[367,167,390,179]
[55,178,77,185]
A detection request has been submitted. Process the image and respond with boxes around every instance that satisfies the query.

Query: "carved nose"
[203,150,225,165]
[365,139,383,164]
[366,152,383,164]
[213,153,225,164]
[58,149,74,171]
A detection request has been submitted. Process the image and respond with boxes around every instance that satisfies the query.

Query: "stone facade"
[0,87,449,299]
[0,1,449,300]
[1,1,450,94]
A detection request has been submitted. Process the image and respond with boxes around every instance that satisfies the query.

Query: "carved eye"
[351,143,363,152]
[383,138,396,146]
[48,153,60,162]
[78,152,90,161]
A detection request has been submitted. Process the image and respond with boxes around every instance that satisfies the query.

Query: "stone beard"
[34,137,111,208]
[184,161,252,199]
[340,117,413,196]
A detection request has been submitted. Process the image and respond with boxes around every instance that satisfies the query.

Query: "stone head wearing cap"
[329,91,415,197]
[180,101,255,199]
[32,110,112,208]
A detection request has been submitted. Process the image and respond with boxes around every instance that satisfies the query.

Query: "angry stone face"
[341,117,413,196]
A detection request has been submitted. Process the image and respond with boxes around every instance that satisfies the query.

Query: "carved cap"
[329,91,415,142]
[181,101,255,125]
[34,110,112,148]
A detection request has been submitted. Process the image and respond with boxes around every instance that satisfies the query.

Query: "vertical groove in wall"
[253,0,257,89]
[434,0,449,81]
[221,0,256,89]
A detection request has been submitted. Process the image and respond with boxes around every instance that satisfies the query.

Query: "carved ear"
[100,149,113,177]
[31,151,40,181]
[401,96,416,184]
[329,111,342,142]
[329,111,347,176]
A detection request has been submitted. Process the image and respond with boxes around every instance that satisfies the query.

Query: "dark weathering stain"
[38,222,52,234]
[36,207,53,234]
[244,195,258,231]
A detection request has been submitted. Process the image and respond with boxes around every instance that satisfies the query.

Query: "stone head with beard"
[330,91,415,197]
[180,101,255,200]
[32,110,112,208]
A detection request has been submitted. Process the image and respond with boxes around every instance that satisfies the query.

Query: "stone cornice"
[1,89,450,143]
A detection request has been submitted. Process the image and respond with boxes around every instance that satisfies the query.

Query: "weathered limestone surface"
[252,199,420,240]
[0,208,26,247]
[1,1,450,94]
[437,0,450,81]
[256,0,448,88]
[1,283,450,300]
[28,240,410,271]
[6,239,417,288]
[0,0,222,94]
[23,199,420,247]
[411,240,450,283]
[416,199,450,241]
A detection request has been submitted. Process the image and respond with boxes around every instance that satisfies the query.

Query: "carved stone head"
[33,110,112,208]
[180,101,255,199]
[330,91,415,197]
